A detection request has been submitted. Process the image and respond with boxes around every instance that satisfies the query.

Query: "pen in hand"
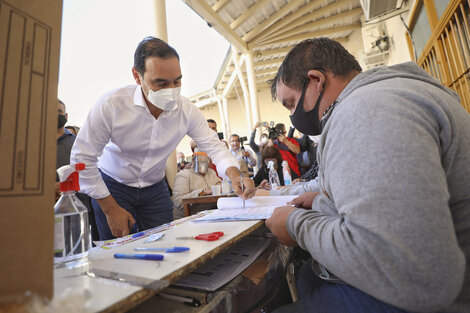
[240,174,245,208]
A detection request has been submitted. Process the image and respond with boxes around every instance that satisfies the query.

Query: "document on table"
[193,195,297,222]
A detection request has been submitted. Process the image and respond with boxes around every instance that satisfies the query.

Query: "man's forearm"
[96,195,120,215]
[284,140,300,154]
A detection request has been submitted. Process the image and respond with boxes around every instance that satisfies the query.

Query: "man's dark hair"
[58,99,66,110]
[207,119,216,125]
[134,36,180,76]
[270,37,362,100]
[230,134,239,140]
[274,123,285,134]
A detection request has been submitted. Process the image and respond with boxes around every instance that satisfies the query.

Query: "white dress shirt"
[71,85,238,199]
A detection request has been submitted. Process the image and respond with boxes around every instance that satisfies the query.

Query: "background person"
[272,123,301,177]
[172,150,221,219]
[229,134,257,177]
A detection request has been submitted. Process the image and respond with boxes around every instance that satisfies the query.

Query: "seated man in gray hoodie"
[266,37,470,313]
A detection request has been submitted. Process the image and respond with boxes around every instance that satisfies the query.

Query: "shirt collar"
[57,128,74,141]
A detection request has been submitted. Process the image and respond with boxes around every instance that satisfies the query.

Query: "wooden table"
[182,193,236,216]
[54,218,264,312]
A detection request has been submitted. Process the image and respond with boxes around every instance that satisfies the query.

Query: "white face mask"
[260,137,268,144]
[147,87,181,111]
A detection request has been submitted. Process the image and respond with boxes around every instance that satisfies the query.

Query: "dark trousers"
[91,171,173,240]
[273,260,412,313]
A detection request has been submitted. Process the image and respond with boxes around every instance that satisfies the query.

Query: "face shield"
[193,151,210,175]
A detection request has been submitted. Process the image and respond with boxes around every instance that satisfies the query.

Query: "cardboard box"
[0,0,62,299]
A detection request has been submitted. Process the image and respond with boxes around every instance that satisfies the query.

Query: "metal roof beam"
[257,7,363,45]
[242,0,304,43]
[253,23,361,48]
[212,0,231,13]
[254,0,353,43]
[182,0,248,52]
[230,0,272,30]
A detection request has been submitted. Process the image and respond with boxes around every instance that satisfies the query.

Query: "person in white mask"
[172,150,221,219]
[71,37,255,240]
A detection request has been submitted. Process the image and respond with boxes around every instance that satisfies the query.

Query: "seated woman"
[172,150,221,219]
[253,145,298,188]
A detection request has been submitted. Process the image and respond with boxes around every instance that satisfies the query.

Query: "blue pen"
[134,246,190,253]
[131,231,146,238]
[114,253,164,261]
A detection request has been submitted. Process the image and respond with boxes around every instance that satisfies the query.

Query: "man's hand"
[199,187,212,196]
[243,151,251,158]
[226,167,255,199]
[97,196,136,238]
[266,206,297,246]
[254,121,261,129]
[288,191,320,210]
[278,133,287,144]
[255,188,270,196]
[259,179,270,190]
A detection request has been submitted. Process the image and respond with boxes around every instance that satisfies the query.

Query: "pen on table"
[131,231,146,239]
[240,174,245,208]
[114,253,164,261]
[135,247,190,253]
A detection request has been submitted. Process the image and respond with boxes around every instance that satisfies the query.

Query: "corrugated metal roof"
[183,0,363,99]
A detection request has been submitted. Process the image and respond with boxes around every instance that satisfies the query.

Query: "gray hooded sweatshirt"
[286,62,470,312]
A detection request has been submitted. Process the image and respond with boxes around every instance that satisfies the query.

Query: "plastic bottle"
[268,160,281,190]
[282,160,292,186]
[54,163,91,269]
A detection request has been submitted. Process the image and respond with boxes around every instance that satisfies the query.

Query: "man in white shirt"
[229,134,257,177]
[71,37,254,240]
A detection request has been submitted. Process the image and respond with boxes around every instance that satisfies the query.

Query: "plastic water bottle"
[282,160,292,186]
[54,163,91,269]
[268,160,281,190]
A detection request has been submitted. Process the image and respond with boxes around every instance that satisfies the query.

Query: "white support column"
[222,97,230,139]
[232,48,252,133]
[246,50,260,128]
[154,0,168,42]
[214,93,225,136]
[154,0,176,189]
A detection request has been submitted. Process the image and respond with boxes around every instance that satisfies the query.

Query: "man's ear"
[132,68,142,85]
[306,69,326,93]
[65,113,68,120]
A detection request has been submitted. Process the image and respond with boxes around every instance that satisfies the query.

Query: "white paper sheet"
[194,195,297,222]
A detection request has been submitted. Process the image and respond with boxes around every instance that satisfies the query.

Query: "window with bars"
[407,0,470,113]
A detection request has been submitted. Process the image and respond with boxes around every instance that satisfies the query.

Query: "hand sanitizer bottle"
[54,163,90,269]
[268,160,281,190]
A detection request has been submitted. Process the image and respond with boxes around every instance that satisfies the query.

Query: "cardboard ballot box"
[0,0,62,299]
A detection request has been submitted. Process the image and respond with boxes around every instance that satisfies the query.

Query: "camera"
[217,132,224,140]
[267,121,280,139]
[238,136,247,143]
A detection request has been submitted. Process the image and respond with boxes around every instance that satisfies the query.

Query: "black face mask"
[58,114,67,129]
[289,79,325,136]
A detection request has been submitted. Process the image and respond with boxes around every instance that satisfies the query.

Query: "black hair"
[58,99,66,110]
[270,37,362,100]
[230,134,239,140]
[260,146,283,169]
[134,36,180,76]
[207,119,217,125]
